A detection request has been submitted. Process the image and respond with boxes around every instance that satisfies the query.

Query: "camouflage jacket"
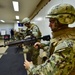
[28,27,75,75]
[25,23,42,65]
[24,23,42,39]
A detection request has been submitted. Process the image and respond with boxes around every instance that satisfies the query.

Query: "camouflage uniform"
[37,42,50,65]
[26,4,75,75]
[28,27,75,75]
[14,32,24,40]
[24,23,42,65]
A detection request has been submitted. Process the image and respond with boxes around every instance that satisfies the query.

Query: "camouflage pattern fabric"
[25,23,42,65]
[14,31,24,40]
[14,23,42,65]
[28,27,75,75]
[37,43,50,65]
[46,4,75,24]
[25,23,42,38]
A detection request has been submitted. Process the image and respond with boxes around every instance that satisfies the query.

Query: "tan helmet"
[46,4,75,24]
[22,17,30,24]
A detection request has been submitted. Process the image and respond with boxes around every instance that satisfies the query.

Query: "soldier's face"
[49,18,58,32]
[24,23,30,28]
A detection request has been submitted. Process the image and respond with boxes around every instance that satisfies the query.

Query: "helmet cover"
[46,4,75,24]
[22,17,30,24]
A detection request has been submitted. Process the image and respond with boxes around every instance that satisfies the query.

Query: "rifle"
[0,35,50,56]
[0,35,51,47]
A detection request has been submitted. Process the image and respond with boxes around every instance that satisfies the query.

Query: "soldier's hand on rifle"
[24,60,33,70]
[34,42,41,49]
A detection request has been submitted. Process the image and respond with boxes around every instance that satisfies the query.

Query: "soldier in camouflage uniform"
[24,4,75,75]
[22,17,42,65]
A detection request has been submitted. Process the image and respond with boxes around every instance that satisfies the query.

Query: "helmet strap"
[57,20,68,30]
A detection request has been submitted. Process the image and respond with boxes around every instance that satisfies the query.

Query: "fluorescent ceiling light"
[16,16,19,19]
[0,20,5,22]
[12,1,19,11]
[17,21,19,23]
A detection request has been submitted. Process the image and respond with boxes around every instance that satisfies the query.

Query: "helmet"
[46,4,75,24]
[22,17,30,24]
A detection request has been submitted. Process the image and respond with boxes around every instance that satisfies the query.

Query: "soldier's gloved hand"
[34,42,41,49]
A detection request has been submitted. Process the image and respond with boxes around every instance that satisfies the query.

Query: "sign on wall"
[1,30,6,35]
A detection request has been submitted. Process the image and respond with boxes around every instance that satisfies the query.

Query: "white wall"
[0,23,14,35]
[14,23,19,31]
[31,0,75,38]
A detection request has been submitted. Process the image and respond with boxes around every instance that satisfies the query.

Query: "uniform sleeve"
[28,40,75,75]
[32,25,41,38]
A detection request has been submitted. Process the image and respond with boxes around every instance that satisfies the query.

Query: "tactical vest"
[26,23,42,38]
[50,27,75,75]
